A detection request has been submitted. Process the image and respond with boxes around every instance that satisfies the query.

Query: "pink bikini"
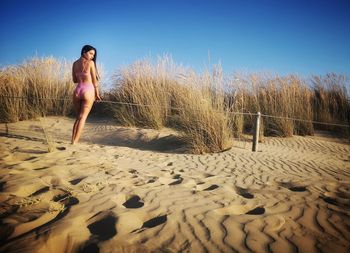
[74,82,95,99]
[74,63,95,99]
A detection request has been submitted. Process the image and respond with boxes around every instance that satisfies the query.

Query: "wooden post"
[252,112,261,152]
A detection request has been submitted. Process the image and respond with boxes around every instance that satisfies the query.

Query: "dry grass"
[257,75,314,137]
[109,56,349,151]
[1,55,349,152]
[229,74,316,137]
[110,57,234,153]
[110,57,173,129]
[169,66,233,153]
[0,57,74,123]
[39,118,56,152]
[312,74,350,133]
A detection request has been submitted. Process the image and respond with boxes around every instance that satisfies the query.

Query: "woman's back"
[73,59,92,84]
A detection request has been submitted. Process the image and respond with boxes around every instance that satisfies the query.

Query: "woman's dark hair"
[81,44,100,80]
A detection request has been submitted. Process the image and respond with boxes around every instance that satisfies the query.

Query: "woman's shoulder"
[77,59,94,66]
[87,60,95,70]
[73,59,93,67]
[73,59,80,67]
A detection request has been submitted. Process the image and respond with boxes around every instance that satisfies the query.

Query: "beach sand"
[0,116,349,253]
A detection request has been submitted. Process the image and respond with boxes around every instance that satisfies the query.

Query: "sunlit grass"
[1,55,349,152]
[110,56,233,153]
[0,57,74,122]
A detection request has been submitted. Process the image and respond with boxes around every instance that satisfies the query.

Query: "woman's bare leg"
[71,95,94,144]
[71,95,81,144]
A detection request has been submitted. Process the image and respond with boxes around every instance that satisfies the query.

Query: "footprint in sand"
[141,214,167,228]
[235,186,254,199]
[78,243,99,253]
[280,182,307,192]
[30,186,50,196]
[79,214,118,253]
[53,192,79,206]
[129,169,137,174]
[289,186,307,192]
[319,194,349,208]
[204,173,215,178]
[169,174,183,185]
[123,195,144,209]
[159,174,183,186]
[129,169,138,174]
[245,206,265,215]
[321,196,339,206]
[4,194,72,241]
[147,177,158,184]
[192,183,219,192]
[87,213,118,241]
[132,214,168,233]
[203,184,219,191]
[69,177,86,185]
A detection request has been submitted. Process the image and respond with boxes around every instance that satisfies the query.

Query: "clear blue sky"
[1,0,350,84]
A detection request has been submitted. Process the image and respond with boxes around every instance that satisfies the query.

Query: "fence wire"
[1,95,350,128]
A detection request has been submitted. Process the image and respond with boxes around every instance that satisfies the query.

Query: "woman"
[71,44,101,144]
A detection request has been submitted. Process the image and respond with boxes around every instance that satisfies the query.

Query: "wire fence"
[1,95,349,128]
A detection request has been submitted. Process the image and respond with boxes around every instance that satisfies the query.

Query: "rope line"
[260,113,350,128]
[1,95,349,128]
[0,95,183,110]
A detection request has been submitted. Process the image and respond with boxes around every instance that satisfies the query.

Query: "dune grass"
[168,66,233,153]
[311,74,350,134]
[235,74,314,137]
[110,58,172,129]
[1,55,349,153]
[110,57,234,153]
[0,57,74,122]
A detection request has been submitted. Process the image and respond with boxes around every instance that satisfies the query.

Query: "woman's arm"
[90,61,101,100]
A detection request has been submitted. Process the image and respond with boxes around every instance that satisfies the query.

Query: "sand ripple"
[0,117,349,253]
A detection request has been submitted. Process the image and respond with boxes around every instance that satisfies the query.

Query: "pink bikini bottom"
[74,83,95,99]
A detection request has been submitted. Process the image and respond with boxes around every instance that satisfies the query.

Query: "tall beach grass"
[232,74,314,137]
[0,57,74,122]
[168,65,233,153]
[110,56,234,153]
[110,58,173,129]
[1,55,349,153]
[312,73,350,134]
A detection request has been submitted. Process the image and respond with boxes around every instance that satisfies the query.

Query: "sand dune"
[0,116,349,253]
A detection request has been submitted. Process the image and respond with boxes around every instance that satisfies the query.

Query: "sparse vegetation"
[110,57,234,153]
[311,73,350,135]
[232,74,315,137]
[1,55,349,153]
[0,57,74,122]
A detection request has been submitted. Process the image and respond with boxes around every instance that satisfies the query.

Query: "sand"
[0,116,349,253]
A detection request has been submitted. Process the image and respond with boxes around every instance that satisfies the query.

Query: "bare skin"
[71,50,101,144]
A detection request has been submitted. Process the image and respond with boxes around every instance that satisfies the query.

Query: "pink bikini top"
[76,61,90,79]
[76,72,89,77]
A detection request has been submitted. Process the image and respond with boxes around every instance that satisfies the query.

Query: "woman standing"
[71,45,101,144]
